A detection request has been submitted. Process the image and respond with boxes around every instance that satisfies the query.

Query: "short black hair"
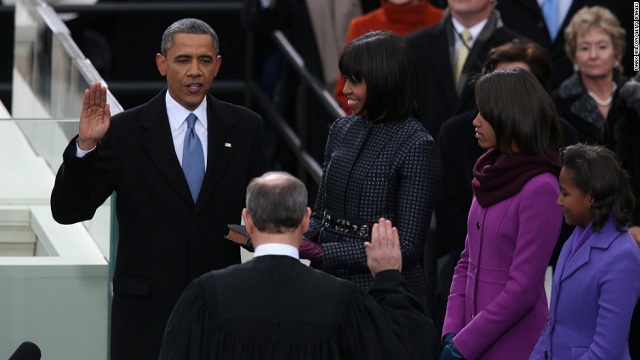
[338,30,419,124]
[561,144,635,231]
[161,18,219,57]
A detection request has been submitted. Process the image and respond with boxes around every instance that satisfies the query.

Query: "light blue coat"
[530,218,640,359]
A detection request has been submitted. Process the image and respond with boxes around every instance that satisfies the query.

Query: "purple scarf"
[472,148,561,207]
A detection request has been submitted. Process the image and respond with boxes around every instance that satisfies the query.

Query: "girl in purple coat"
[441,68,564,360]
[529,144,640,359]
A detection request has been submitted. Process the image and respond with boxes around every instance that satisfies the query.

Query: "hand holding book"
[225,224,253,250]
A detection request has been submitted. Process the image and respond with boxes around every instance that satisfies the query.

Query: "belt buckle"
[322,213,370,238]
[337,219,350,232]
[322,213,331,227]
[358,225,370,237]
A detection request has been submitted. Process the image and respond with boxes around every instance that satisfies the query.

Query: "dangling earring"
[614,60,620,68]
[573,63,579,72]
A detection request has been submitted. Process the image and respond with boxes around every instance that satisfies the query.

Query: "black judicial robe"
[159,255,436,359]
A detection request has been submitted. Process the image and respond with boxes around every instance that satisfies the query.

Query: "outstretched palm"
[78,82,111,150]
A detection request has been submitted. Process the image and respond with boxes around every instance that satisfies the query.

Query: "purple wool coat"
[529,218,640,359]
[443,172,562,359]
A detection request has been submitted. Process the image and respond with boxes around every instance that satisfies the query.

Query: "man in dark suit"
[50,18,267,360]
[496,0,635,92]
[159,171,437,359]
[405,0,522,141]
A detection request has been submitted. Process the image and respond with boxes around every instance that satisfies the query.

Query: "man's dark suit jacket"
[496,0,636,92]
[160,255,437,359]
[51,90,267,360]
[405,11,522,141]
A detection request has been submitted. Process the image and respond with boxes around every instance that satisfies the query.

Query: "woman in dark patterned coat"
[301,30,442,308]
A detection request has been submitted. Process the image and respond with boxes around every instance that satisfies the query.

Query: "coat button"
[476,222,480,229]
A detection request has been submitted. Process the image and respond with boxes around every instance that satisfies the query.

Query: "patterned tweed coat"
[304,115,441,305]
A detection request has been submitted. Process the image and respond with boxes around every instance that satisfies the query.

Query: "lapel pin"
[224,143,232,148]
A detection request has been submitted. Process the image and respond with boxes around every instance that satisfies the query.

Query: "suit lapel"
[455,14,499,112]
[139,91,194,206]
[194,95,236,211]
[519,0,544,15]
[561,0,586,35]
[462,10,500,78]
[430,24,457,110]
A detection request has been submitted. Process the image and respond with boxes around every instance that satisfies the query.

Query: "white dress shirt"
[451,17,488,53]
[76,91,209,169]
[165,92,208,168]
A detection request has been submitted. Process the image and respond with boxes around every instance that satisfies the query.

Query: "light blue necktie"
[182,113,205,202]
[541,0,559,40]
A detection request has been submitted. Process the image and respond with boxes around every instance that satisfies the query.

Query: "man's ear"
[242,208,255,235]
[213,55,222,78]
[156,53,167,77]
[300,207,312,233]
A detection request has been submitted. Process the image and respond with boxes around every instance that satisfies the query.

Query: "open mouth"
[186,83,202,92]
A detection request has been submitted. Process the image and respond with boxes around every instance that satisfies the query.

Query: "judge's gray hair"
[246,172,308,234]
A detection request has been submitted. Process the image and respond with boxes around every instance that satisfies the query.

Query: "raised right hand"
[78,82,111,150]
[365,218,402,275]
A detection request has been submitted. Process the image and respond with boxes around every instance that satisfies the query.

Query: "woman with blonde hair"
[554,6,640,248]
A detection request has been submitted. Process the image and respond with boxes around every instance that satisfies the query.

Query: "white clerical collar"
[165,91,208,131]
[254,243,299,259]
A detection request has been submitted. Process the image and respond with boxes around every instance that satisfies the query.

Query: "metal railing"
[2,1,341,184]
[243,30,349,184]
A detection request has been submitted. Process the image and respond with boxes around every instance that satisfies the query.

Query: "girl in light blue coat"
[530,144,640,359]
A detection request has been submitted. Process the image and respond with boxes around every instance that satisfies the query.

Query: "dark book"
[225,224,251,247]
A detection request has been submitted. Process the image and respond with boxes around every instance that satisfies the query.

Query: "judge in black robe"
[159,171,437,359]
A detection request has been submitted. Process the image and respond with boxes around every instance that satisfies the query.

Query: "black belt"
[322,211,371,238]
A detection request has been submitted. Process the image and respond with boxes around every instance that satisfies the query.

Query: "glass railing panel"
[0,116,110,360]
[4,2,122,357]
